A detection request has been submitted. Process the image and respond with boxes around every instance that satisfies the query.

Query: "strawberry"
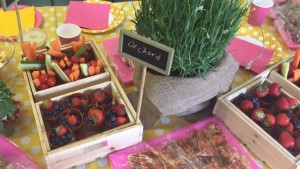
[80,99,88,106]
[114,104,126,116]
[254,85,269,98]
[279,131,295,149]
[55,126,67,136]
[268,82,281,97]
[276,113,290,126]
[296,137,300,148]
[42,99,54,110]
[72,97,81,107]
[286,97,299,110]
[87,108,104,125]
[93,90,108,103]
[262,114,276,128]
[67,115,78,125]
[116,116,127,125]
[251,109,265,122]
[239,100,254,113]
[285,122,294,133]
[276,97,290,111]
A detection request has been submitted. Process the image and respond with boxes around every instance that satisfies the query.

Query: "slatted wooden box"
[30,80,143,169]
[24,40,111,102]
[22,40,143,169]
[213,76,300,169]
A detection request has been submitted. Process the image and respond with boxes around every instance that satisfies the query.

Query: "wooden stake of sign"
[135,66,147,124]
[119,29,175,124]
[15,3,23,43]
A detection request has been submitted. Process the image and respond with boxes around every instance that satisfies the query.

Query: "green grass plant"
[133,0,249,77]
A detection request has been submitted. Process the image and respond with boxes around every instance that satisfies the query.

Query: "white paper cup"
[56,23,81,45]
[248,0,274,26]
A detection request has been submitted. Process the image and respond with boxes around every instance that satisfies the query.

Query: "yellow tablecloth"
[0,1,295,169]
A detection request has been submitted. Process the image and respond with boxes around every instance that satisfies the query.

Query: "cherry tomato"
[39,74,49,84]
[70,56,80,64]
[37,53,46,61]
[39,84,48,90]
[47,77,56,87]
[89,60,97,67]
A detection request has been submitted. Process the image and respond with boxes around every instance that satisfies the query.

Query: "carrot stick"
[70,41,79,53]
[31,41,37,61]
[22,41,34,61]
[88,66,96,76]
[293,69,300,82]
[51,40,61,52]
[292,49,300,69]
[47,49,65,58]
[32,71,40,79]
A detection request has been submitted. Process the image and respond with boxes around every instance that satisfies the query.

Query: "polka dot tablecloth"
[0,1,295,169]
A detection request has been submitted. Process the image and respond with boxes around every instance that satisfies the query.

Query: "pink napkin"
[226,37,275,74]
[65,1,110,30]
[103,38,135,86]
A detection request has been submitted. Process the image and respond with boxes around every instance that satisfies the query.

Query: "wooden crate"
[213,76,300,169]
[25,40,111,102]
[22,40,144,169]
[33,81,143,169]
[268,56,300,100]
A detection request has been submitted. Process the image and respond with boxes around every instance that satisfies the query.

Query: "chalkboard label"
[119,29,174,76]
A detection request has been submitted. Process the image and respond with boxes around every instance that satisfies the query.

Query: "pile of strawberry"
[105,104,128,127]
[235,82,300,155]
[42,100,64,120]
[82,105,105,127]
[59,109,83,131]
[64,93,88,110]
[48,125,73,148]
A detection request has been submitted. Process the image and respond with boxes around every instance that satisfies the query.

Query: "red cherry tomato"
[37,53,46,61]
[39,74,49,84]
[39,84,48,90]
[47,77,56,87]
[89,60,97,67]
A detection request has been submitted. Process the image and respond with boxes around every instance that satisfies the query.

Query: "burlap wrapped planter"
[129,52,239,129]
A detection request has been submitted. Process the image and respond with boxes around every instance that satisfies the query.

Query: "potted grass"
[132,0,249,127]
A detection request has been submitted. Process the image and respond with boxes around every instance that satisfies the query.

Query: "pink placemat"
[226,37,275,74]
[0,135,42,169]
[102,38,134,86]
[109,116,259,169]
[65,1,110,30]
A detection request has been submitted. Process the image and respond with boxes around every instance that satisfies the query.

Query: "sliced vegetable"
[22,41,35,61]
[47,49,65,58]
[281,62,290,79]
[31,41,37,61]
[74,44,88,57]
[292,49,300,69]
[95,66,101,74]
[88,66,96,76]
[293,69,300,82]
[96,59,103,66]
[51,40,61,52]
[51,62,70,83]
[70,41,79,53]
[45,54,52,71]
[80,63,89,77]
[32,70,41,79]
[18,60,44,70]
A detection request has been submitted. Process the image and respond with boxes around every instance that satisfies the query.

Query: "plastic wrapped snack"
[272,0,300,49]
[109,116,259,169]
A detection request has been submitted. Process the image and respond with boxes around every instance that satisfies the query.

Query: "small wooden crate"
[25,40,111,102]
[33,80,143,169]
[213,76,300,169]
[22,40,144,169]
[268,56,300,100]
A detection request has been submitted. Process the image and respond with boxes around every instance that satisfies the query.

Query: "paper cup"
[248,0,274,26]
[56,23,81,45]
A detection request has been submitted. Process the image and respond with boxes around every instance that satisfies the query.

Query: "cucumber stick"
[74,44,88,57]
[18,60,45,70]
[281,62,290,79]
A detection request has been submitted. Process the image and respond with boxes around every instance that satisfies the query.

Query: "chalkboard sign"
[119,29,174,76]
[1,0,19,11]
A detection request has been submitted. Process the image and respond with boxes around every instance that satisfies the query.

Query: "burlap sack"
[130,52,239,129]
